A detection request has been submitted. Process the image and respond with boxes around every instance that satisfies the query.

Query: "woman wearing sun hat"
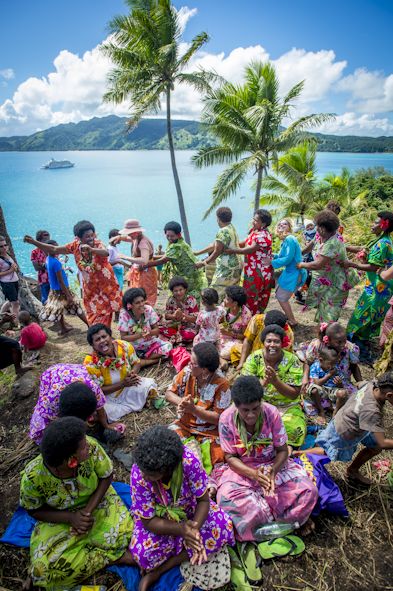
[112,219,158,306]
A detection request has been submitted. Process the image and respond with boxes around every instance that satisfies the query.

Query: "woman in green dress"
[145,221,207,301]
[298,210,354,323]
[241,323,306,448]
[20,417,134,590]
[345,212,393,359]
[195,207,242,300]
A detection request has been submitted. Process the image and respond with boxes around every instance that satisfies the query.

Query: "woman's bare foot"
[16,365,34,376]
[58,326,73,337]
[300,517,315,536]
[347,468,373,485]
[139,569,160,591]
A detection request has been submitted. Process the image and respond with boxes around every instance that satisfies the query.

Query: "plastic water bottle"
[254,521,299,541]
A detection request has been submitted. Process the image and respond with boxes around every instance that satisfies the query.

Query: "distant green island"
[0,115,392,153]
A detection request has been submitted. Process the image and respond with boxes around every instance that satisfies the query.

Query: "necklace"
[221,307,241,330]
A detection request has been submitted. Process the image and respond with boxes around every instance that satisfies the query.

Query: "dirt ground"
[0,286,392,591]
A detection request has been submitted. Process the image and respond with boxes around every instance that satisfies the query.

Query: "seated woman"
[20,417,134,590]
[232,309,294,370]
[216,376,318,541]
[29,363,118,444]
[242,324,306,448]
[130,426,235,591]
[299,322,362,402]
[165,342,232,471]
[161,276,199,344]
[219,285,252,368]
[118,288,172,366]
[84,324,158,423]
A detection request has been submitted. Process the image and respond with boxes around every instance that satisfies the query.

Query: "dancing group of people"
[1,203,393,591]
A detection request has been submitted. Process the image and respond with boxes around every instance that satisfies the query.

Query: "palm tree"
[101,0,211,244]
[193,61,334,218]
[318,167,369,217]
[261,141,320,225]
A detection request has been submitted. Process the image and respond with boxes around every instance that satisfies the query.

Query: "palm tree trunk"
[254,166,264,213]
[166,87,191,245]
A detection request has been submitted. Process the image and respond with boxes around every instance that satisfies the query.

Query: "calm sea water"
[1,150,393,275]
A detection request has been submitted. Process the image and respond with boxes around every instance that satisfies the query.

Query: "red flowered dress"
[65,238,122,326]
[243,229,273,314]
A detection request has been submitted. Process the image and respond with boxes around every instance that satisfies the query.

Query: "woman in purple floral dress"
[215,376,318,541]
[130,426,234,591]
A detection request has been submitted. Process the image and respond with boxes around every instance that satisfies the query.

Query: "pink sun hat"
[119,219,145,236]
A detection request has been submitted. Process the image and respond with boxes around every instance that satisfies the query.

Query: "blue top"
[271,234,307,292]
[46,256,68,290]
[310,360,338,388]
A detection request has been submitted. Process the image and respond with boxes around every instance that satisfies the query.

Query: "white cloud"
[176,6,198,32]
[316,112,393,136]
[338,67,393,114]
[0,68,15,80]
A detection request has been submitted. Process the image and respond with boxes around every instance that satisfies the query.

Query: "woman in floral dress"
[29,363,115,444]
[145,221,207,301]
[161,276,199,344]
[118,288,172,364]
[166,342,232,469]
[298,210,355,324]
[346,212,393,354]
[226,209,274,314]
[25,220,122,327]
[20,417,134,590]
[216,376,317,541]
[242,324,306,448]
[219,285,252,366]
[130,426,234,591]
[195,207,242,300]
[84,324,158,422]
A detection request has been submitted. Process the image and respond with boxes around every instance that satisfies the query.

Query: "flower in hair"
[68,457,78,469]
[380,218,390,231]
[320,322,328,332]
[322,335,329,344]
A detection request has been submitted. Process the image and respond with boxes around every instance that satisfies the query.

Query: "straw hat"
[119,219,145,236]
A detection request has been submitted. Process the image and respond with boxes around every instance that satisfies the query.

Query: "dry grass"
[0,287,392,590]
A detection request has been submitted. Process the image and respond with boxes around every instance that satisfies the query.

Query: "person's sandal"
[237,541,263,583]
[227,547,253,591]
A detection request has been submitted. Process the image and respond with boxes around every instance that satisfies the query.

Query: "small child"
[154,244,164,286]
[41,241,88,336]
[305,346,348,423]
[18,311,47,362]
[298,372,393,485]
[108,229,127,290]
[193,288,225,349]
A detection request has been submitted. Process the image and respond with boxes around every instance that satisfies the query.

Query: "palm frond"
[203,157,254,218]
[192,145,244,168]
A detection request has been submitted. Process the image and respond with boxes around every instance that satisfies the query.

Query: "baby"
[18,310,47,362]
[305,346,348,423]
[193,288,225,350]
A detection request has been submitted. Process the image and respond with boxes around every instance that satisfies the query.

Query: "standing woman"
[195,207,242,300]
[24,221,122,327]
[30,230,51,304]
[114,219,158,306]
[298,210,352,324]
[271,219,306,328]
[0,235,20,321]
[346,212,393,356]
[226,209,274,314]
[145,221,207,301]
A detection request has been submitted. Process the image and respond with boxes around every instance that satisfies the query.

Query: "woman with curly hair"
[345,212,393,358]
[226,209,274,314]
[129,426,234,591]
[298,210,353,323]
[161,276,199,344]
[20,417,134,590]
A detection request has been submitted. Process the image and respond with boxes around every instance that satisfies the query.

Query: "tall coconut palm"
[261,141,320,225]
[193,61,334,218]
[101,0,211,244]
[318,167,369,218]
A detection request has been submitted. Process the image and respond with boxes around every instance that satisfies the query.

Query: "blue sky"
[1,0,392,136]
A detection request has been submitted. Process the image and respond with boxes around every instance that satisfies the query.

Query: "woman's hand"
[254,466,275,495]
[339,259,353,268]
[174,309,183,321]
[195,261,205,269]
[182,520,203,552]
[109,235,122,245]
[297,262,305,269]
[123,373,141,387]
[190,545,208,566]
[80,244,92,254]
[178,395,196,414]
[23,235,35,244]
[300,378,309,395]
[68,509,94,535]
[264,366,278,386]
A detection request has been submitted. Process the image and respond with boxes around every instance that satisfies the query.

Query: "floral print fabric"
[29,364,105,444]
[216,404,318,541]
[20,437,133,589]
[243,229,273,314]
[118,305,172,357]
[211,224,242,298]
[130,447,234,570]
[194,306,226,347]
[165,239,207,301]
[65,238,122,326]
[219,305,252,359]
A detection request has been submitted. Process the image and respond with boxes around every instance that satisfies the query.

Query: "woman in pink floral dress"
[130,426,234,590]
[227,209,273,314]
[215,376,318,541]
[219,286,252,365]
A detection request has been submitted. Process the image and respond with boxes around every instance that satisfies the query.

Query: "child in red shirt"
[18,311,47,361]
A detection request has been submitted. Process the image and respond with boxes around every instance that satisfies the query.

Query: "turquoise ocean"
[1,150,393,275]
